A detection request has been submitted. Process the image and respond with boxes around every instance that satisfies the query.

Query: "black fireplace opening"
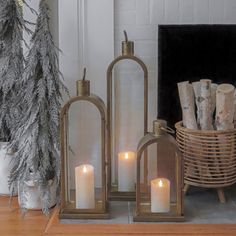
[158,24,236,127]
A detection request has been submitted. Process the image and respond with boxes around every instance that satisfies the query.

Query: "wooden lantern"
[59,69,109,219]
[106,31,149,201]
[134,120,184,222]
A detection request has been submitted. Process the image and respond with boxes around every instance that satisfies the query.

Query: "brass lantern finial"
[76,67,90,97]
[122,30,134,56]
[153,120,167,136]
[153,119,175,136]
[82,67,86,81]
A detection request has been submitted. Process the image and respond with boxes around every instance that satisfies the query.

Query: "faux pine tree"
[9,0,67,213]
[0,0,26,141]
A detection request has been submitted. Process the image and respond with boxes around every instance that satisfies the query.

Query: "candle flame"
[125,152,129,159]
[158,180,163,187]
[83,165,87,173]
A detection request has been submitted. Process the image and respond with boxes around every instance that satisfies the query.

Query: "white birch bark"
[215,84,235,179]
[211,83,218,117]
[192,81,214,178]
[199,79,213,130]
[178,81,198,129]
[216,84,235,130]
[178,81,198,179]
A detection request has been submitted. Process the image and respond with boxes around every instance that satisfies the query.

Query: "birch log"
[199,79,213,130]
[199,79,216,178]
[178,81,198,129]
[178,82,199,181]
[193,81,217,129]
[216,84,235,130]
[211,83,218,117]
[192,81,212,179]
[209,83,220,176]
[215,84,235,179]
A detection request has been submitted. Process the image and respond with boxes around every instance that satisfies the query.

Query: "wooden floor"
[1,196,236,236]
[0,196,48,236]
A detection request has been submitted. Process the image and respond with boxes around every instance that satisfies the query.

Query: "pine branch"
[0,0,34,141]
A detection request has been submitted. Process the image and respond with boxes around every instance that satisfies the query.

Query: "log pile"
[178,80,235,131]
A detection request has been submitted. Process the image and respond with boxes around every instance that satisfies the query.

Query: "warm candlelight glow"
[151,178,170,213]
[75,164,95,209]
[118,151,136,191]
[83,165,87,173]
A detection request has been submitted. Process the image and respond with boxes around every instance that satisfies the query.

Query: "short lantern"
[107,31,149,201]
[59,69,109,219]
[134,120,184,222]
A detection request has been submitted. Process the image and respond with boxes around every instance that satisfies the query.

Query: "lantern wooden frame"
[59,73,109,219]
[133,120,184,222]
[107,31,149,201]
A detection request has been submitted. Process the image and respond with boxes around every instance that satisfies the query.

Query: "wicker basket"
[175,121,236,189]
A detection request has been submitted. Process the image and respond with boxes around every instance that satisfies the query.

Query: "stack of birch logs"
[178,79,235,131]
[176,79,236,203]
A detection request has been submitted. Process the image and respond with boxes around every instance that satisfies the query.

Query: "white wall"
[58,0,114,187]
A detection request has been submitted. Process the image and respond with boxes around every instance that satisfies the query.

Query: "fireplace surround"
[158,25,236,127]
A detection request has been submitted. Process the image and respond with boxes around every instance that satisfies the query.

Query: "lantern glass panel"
[138,134,181,215]
[111,61,144,188]
[66,101,103,210]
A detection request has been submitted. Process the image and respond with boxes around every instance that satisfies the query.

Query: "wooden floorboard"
[0,196,49,236]
[1,196,236,235]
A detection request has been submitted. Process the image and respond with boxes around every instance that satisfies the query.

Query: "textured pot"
[0,142,16,195]
[18,177,57,210]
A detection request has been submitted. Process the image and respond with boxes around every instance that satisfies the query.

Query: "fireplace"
[158,25,236,127]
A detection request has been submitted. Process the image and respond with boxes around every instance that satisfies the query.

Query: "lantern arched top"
[136,133,183,163]
[136,133,158,162]
[107,55,148,82]
[60,94,106,121]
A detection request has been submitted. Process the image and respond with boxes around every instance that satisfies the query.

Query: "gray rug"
[61,185,236,224]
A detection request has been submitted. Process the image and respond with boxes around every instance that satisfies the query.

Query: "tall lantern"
[107,31,148,200]
[59,69,109,219]
[134,120,184,222]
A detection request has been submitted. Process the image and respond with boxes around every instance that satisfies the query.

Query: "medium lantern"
[134,120,184,222]
[107,31,149,201]
[59,69,109,219]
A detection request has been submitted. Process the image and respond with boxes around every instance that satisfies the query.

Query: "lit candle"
[75,164,95,209]
[118,151,136,191]
[151,178,170,213]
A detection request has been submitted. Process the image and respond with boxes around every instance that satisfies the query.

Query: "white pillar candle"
[151,178,170,213]
[75,164,95,209]
[118,151,136,191]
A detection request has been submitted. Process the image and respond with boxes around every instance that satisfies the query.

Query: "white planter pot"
[0,142,16,195]
[18,178,57,210]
